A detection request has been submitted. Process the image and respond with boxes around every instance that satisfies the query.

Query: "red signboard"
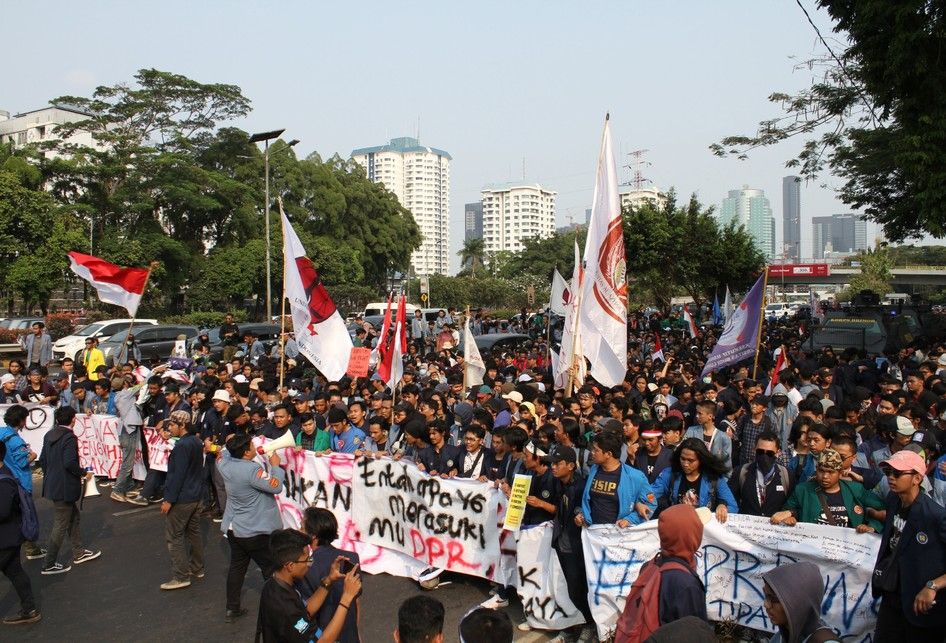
[767,263,830,278]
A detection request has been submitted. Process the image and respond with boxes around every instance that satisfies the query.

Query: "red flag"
[765,346,788,395]
[373,294,393,367]
[683,305,699,338]
[379,294,406,388]
[651,333,665,363]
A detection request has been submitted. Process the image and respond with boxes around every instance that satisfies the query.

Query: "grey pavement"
[0,476,557,642]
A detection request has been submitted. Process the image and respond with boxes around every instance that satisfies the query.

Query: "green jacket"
[783,479,885,532]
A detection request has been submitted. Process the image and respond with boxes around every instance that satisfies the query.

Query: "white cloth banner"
[352,456,507,581]
[143,427,173,473]
[516,522,585,630]
[581,514,880,641]
[0,403,54,455]
[74,414,147,480]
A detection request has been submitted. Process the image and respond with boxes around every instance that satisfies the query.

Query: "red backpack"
[614,557,692,643]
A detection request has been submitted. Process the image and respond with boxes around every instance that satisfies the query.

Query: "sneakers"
[24,548,47,561]
[74,550,101,565]
[109,491,127,503]
[125,496,149,506]
[518,621,532,631]
[41,562,71,575]
[2,609,41,625]
[212,515,223,524]
[160,579,191,591]
[479,594,509,609]
[191,570,205,579]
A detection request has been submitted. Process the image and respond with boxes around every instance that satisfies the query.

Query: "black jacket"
[0,465,23,548]
[873,492,946,628]
[729,462,793,518]
[164,434,204,504]
[39,425,84,503]
[455,447,496,480]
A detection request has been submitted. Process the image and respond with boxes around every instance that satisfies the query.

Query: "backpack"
[0,470,40,542]
[615,557,693,643]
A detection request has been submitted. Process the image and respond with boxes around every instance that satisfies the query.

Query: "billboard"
[767,263,830,278]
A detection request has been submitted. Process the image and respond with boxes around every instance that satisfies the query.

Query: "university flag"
[701,274,765,377]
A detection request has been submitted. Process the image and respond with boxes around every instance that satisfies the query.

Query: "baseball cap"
[477,385,492,397]
[502,390,523,404]
[546,404,563,419]
[169,410,191,426]
[517,373,534,383]
[880,450,927,475]
[548,445,577,465]
[895,415,916,436]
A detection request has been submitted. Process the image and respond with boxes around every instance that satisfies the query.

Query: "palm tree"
[458,237,485,277]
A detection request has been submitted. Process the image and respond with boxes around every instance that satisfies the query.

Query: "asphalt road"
[0,477,554,642]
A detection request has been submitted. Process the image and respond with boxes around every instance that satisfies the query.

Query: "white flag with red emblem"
[281,210,352,381]
[555,238,586,390]
[578,116,628,388]
[67,251,150,317]
[378,293,406,389]
[550,268,570,316]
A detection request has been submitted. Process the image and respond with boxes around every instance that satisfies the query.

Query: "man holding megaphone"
[216,433,285,624]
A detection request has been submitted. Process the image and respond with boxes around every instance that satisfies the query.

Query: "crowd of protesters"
[1,309,945,642]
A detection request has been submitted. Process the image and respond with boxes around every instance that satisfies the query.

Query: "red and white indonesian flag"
[578,116,628,388]
[651,333,665,363]
[378,294,406,390]
[765,346,788,395]
[67,251,149,317]
[281,209,352,381]
[683,305,699,338]
[549,268,570,316]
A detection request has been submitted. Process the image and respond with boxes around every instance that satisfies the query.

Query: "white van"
[53,318,159,362]
[764,303,793,319]
[361,302,419,318]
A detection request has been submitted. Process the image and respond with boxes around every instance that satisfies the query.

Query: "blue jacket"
[650,468,740,513]
[0,425,32,491]
[163,434,203,504]
[217,450,285,537]
[580,462,656,526]
[683,426,733,477]
[872,491,946,628]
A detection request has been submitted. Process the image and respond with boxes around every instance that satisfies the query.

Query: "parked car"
[196,323,283,361]
[764,303,794,319]
[53,318,159,362]
[470,333,531,356]
[100,324,199,366]
[0,317,44,331]
[361,301,419,318]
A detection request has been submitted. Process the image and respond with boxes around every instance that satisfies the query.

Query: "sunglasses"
[881,467,912,478]
[755,449,777,457]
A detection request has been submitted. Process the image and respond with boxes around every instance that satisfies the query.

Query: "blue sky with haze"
[7,1,908,271]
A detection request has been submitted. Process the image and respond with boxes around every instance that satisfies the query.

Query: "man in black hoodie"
[37,406,100,575]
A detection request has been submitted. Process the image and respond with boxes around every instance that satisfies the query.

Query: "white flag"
[555,239,586,390]
[549,268,570,316]
[723,285,734,322]
[281,208,353,381]
[578,116,628,388]
[463,314,486,387]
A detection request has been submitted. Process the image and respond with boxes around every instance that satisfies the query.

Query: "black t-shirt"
[257,577,316,643]
[874,503,913,593]
[220,322,240,346]
[646,454,658,479]
[817,489,850,528]
[677,474,702,506]
[524,467,560,526]
[589,466,621,524]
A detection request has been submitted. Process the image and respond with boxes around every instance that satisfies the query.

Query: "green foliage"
[43,313,76,340]
[622,192,765,310]
[458,237,486,277]
[498,230,584,281]
[406,275,550,311]
[163,310,248,327]
[842,243,893,297]
[712,1,946,242]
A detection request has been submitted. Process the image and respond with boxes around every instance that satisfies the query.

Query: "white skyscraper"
[720,185,775,259]
[351,137,451,276]
[480,182,557,255]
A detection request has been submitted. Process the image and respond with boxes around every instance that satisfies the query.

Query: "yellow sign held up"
[502,473,533,531]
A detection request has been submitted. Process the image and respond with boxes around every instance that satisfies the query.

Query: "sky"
[5,0,922,273]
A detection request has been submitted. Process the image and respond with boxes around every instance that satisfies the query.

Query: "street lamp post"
[249,128,286,320]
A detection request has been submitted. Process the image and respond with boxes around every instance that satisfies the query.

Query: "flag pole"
[277,198,288,392]
[751,268,770,380]
[117,261,158,369]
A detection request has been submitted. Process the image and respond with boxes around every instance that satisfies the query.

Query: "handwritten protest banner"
[516,522,585,630]
[0,403,54,455]
[143,427,173,473]
[346,347,371,378]
[581,513,881,641]
[74,414,147,480]
[353,456,506,580]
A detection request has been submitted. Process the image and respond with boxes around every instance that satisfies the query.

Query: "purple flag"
[701,274,765,377]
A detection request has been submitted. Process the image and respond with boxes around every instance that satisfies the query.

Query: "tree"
[843,243,892,297]
[712,1,946,242]
[498,230,585,282]
[458,237,486,277]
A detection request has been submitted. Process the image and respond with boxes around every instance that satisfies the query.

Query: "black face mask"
[756,451,776,475]
[772,398,788,408]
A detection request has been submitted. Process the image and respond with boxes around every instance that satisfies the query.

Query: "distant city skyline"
[2,2,938,274]
[720,186,775,259]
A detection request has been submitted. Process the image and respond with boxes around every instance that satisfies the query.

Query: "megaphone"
[83,474,100,498]
[257,429,296,455]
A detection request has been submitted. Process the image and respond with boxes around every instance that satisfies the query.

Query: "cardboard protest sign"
[502,473,532,531]
[346,347,371,378]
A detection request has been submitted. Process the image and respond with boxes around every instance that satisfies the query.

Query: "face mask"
[755,451,776,475]
[773,398,788,408]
